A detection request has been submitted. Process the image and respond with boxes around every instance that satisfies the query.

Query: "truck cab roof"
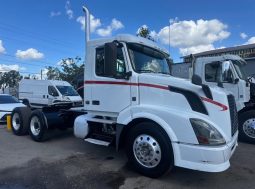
[196,54,246,64]
[88,34,169,56]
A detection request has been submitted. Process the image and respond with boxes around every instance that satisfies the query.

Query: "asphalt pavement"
[0,124,254,189]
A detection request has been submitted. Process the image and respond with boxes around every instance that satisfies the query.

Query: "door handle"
[92,100,100,105]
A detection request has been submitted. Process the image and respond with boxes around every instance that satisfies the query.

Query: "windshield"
[56,86,79,96]
[0,95,19,104]
[232,60,247,80]
[127,43,170,74]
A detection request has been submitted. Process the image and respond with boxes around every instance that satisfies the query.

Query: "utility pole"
[169,19,171,55]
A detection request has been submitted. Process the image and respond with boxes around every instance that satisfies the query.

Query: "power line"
[0,53,57,66]
[0,22,77,47]
[0,58,53,68]
[0,35,81,57]
[0,70,46,75]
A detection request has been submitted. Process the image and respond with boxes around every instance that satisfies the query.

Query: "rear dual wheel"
[29,110,48,142]
[11,107,31,136]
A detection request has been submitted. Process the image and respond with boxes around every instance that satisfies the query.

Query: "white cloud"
[150,19,230,56]
[50,11,61,17]
[15,48,44,60]
[240,32,248,39]
[97,27,112,37]
[0,40,6,54]
[65,1,73,19]
[76,15,101,33]
[0,64,22,72]
[158,19,230,47]
[111,18,124,30]
[169,17,179,24]
[179,44,215,56]
[57,58,74,65]
[245,37,255,45]
[96,18,124,37]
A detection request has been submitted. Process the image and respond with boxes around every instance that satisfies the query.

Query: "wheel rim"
[30,116,41,136]
[243,118,255,139]
[12,113,21,131]
[133,134,161,168]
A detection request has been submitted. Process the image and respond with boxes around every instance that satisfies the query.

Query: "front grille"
[227,94,238,136]
[73,101,83,107]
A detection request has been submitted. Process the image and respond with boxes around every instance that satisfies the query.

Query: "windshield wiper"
[138,70,156,73]
[157,72,171,75]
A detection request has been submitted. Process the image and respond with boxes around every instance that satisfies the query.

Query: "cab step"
[84,138,111,146]
[85,133,114,146]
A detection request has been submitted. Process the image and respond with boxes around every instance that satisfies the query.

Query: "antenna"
[169,19,171,55]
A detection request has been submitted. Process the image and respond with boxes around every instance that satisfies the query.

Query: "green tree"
[0,70,22,92]
[46,56,84,88]
[137,26,155,41]
[46,66,60,80]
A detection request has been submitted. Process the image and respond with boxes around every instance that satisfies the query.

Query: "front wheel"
[239,110,255,143]
[125,122,174,178]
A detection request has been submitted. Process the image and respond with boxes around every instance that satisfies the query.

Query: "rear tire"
[11,107,31,136]
[239,110,255,143]
[125,121,174,178]
[29,110,48,142]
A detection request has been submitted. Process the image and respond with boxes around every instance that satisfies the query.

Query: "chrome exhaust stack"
[83,5,90,44]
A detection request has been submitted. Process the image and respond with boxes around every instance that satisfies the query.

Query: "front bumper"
[173,131,238,172]
[0,112,10,123]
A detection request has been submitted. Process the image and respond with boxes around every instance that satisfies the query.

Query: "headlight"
[190,118,226,146]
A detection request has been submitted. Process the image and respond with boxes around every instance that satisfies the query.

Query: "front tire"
[11,107,31,136]
[29,110,48,142]
[125,121,174,178]
[239,110,255,143]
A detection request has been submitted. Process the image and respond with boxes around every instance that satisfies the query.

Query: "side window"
[205,62,220,82]
[48,86,59,97]
[95,47,126,77]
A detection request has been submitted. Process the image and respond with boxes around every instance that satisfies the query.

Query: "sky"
[0,0,254,77]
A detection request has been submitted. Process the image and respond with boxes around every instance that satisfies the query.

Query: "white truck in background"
[172,55,255,143]
[10,5,238,178]
[19,79,83,108]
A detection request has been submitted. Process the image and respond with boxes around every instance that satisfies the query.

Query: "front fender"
[118,105,202,144]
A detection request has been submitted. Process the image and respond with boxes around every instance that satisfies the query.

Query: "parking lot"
[0,124,254,189]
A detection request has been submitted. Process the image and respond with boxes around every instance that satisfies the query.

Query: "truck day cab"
[172,55,255,143]
[9,5,238,178]
[72,6,238,177]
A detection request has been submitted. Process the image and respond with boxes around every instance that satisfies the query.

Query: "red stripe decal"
[84,80,168,90]
[201,97,228,111]
[84,80,228,111]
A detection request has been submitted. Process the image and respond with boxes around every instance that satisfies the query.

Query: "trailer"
[10,5,238,178]
[172,55,255,143]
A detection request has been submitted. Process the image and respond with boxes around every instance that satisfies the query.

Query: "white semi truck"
[172,55,255,143]
[10,5,238,178]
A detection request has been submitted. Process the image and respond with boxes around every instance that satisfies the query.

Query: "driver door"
[48,86,59,105]
[203,61,239,100]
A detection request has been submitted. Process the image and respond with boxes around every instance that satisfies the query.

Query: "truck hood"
[64,95,82,102]
[138,73,234,142]
[138,73,201,92]
[0,103,25,112]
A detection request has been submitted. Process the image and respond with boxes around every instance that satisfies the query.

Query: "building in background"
[182,43,255,76]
